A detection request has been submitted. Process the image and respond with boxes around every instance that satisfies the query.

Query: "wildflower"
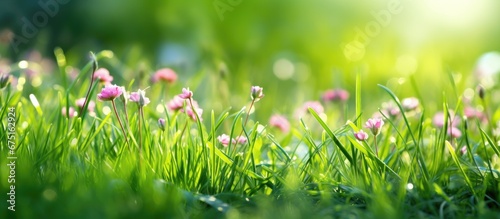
[365,118,384,136]
[447,127,462,138]
[322,89,349,102]
[179,87,193,99]
[460,146,467,155]
[303,101,324,114]
[129,89,150,107]
[217,134,235,147]
[250,86,264,101]
[76,98,95,112]
[158,118,166,131]
[433,111,460,128]
[152,68,177,83]
[401,97,419,111]
[380,101,400,118]
[354,130,369,141]
[97,84,123,101]
[167,95,185,111]
[62,107,77,118]
[0,73,10,89]
[235,136,248,145]
[93,68,113,84]
[464,106,485,122]
[184,99,203,121]
[269,114,290,133]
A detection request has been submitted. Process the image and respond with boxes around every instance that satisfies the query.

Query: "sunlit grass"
[1,50,500,219]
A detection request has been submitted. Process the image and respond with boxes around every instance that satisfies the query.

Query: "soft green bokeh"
[1,0,500,119]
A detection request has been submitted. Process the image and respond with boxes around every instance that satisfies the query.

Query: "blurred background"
[1,0,500,120]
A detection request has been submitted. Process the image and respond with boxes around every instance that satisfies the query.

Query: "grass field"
[1,49,500,219]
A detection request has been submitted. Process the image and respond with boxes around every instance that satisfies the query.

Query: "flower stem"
[79,59,97,118]
[111,100,130,148]
[238,99,255,139]
[374,135,378,157]
[138,106,143,169]
[123,100,130,129]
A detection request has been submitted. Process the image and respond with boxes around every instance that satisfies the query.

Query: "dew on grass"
[273,58,294,80]
[17,76,25,91]
[390,136,396,143]
[31,76,42,87]
[463,88,475,100]
[406,183,414,190]
[70,138,78,147]
[22,121,28,129]
[43,189,57,201]
[102,106,111,115]
[156,104,164,113]
[18,60,28,69]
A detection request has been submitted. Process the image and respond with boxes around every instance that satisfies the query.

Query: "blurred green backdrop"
[1,0,500,119]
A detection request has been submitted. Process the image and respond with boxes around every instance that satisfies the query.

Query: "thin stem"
[374,135,378,157]
[138,106,143,169]
[112,99,130,148]
[123,100,130,129]
[234,99,255,152]
[481,98,496,142]
[79,59,97,118]
[238,99,255,139]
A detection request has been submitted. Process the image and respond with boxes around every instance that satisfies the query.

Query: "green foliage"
[1,50,500,219]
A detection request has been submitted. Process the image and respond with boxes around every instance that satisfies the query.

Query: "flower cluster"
[167,88,203,121]
[322,89,349,103]
[217,134,248,147]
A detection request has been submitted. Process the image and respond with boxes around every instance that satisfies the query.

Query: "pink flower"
[217,134,235,147]
[129,89,150,107]
[354,130,369,141]
[447,127,462,138]
[179,87,193,99]
[380,101,400,118]
[401,97,419,111]
[76,98,95,112]
[62,107,77,118]
[460,146,467,155]
[322,89,349,102]
[305,101,324,114]
[365,118,384,136]
[97,84,123,101]
[152,68,177,83]
[295,101,324,118]
[167,95,185,111]
[236,136,248,145]
[464,107,485,122]
[433,111,460,128]
[251,86,264,101]
[184,99,203,121]
[93,68,113,84]
[269,114,290,133]
[158,118,166,131]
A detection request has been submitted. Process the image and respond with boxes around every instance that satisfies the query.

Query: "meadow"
[1,48,500,219]
[1,0,500,218]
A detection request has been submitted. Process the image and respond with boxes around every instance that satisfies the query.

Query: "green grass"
[1,50,500,219]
